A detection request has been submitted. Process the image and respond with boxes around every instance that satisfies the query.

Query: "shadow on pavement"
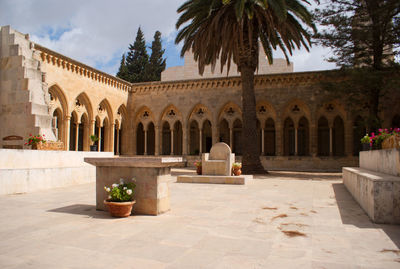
[333,183,400,248]
[48,204,113,219]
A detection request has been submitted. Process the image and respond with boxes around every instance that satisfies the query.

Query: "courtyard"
[0,169,399,269]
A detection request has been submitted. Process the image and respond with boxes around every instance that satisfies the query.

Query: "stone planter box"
[343,149,400,224]
[33,141,64,151]
[85,156,184,216]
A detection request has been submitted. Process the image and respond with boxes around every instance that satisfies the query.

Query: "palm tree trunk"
[240,65,267,174]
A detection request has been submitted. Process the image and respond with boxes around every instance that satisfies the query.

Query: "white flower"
[126,189,132,195]
[131,177,136,182]
[123,187,127,190]
[108,195,111,199]
[106,187,111,192]
[119,178,124,184]
[112,183,118,188]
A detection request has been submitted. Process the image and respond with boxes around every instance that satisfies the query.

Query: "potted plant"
[232,162,242,176]
[194,161,202,175]
[360,134,372,151]
[104,178,136,218]
[90,134,99,151]
[25,134,46,149]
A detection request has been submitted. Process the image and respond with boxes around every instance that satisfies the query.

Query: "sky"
[0,0,337,76]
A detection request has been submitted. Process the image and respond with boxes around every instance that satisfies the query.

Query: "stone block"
[360,149,400,176]
[202,142,235,176]
[343,167,400,224]
[177,175,251,185]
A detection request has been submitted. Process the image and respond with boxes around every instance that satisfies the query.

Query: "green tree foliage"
[175,0,315,173]
[116,53,129,81]
[117,28,166,83]
[314,0,400,131]
[126,27,149,83]
[146,31,166,81]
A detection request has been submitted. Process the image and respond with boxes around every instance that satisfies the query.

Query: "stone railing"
[35,44,131,92]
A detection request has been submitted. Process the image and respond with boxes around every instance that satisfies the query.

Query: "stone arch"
[281,99,311,128]
[316,100,347,128]
[160,105,183,155]
[135,106,156,130]
[218,102,242,128]
[73,92,94,123]
[188,104,213,127]
[114,104,128,155]
[134,106,155,155]
[48,84,69,116]
[48,84,69,148]
[96,99,114,152]
[298,117,309,156]
[256,101,277,126]
[160,104,183,127]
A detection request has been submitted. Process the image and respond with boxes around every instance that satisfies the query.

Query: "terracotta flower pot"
[196,166,202,175]
[104,200,136,218]
[233,167,242,176]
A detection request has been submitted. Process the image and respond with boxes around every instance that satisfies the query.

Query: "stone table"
[84,156,184,215]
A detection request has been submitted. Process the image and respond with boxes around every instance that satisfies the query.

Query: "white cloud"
[0,0,337,76]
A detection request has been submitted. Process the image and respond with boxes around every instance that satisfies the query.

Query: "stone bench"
[343,167,400,224]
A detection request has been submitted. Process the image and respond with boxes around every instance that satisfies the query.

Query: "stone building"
[1,25,399,171]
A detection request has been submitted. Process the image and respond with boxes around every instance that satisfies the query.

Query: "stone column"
[98,125,102,152]
[212,125,218,146]
[261,128,265,155]
[182,123,188,155]
[294,127,298,156]
[154,125,160,156]
[75,121,79,151]
[329,126,333,156]
[116,127,120,155]
[229,127,233,150]
[110,123,115,153]
[199,128,203,154]
[64,116,71,151]
[170,129,174,155]
[275,120,282,156]
[144,129,148,155]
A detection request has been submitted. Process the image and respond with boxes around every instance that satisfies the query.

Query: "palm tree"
[176,0,315,173]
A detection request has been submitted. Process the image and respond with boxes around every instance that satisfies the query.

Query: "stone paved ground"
[0,169,399,269]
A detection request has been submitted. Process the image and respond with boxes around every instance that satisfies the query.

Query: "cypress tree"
[147,31,166,81]
[116,53,129,81]
[126,27,149,83]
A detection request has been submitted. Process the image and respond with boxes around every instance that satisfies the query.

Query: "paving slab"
[0,169,399,268]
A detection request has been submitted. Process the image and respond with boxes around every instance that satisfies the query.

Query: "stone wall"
[0,26,56,149]
[0,149,113,195]
[161,49,293,81]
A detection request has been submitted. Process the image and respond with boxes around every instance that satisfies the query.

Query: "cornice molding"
[131,70,334,94]
[34,44,131,92]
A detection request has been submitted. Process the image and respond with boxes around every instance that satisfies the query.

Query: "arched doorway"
[69,112,78,151]
[136,123,145,155]
[284,117,295,156]
[333,116,345,156]
[202,120,212,153]
[173,121,183,155]
[189,121,199,155]
[298,117,309,156]
[162,122,171,155]
[318,117,329,156]
[232,119,242,155]
[219,119,230,146]
[147,122,155,155]
[265,118,275,156]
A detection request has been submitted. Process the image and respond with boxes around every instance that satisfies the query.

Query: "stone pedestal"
[84,156,183,215]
